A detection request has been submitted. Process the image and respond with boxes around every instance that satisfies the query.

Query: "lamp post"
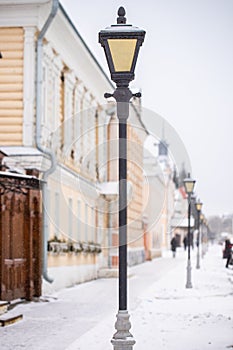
[195,199,203,268]
[183,173,196,288]
[99,7,145,350]
[200,213,206,257]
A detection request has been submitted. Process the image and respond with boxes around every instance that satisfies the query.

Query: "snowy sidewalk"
[67,245,233,350]
[132,245,233,350]
[0,245,232,350]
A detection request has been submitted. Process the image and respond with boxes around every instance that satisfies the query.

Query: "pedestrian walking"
[171,236,178,258]
[183,236,187,250]
[224,239,232,268]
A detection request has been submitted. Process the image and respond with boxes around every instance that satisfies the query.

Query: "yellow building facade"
[0,27,24,145]
[0,0,148,292]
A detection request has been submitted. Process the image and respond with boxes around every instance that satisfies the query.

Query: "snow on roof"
[0,170,39,180]
[97,182,118,196]
[0,146,42,157]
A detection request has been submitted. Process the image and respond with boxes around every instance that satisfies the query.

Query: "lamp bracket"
[104,89,141,101]
[132,92,141,98]
[104,93,114,99]
[104,87,134,103]
[114,87,132,103]
[104,86,137,120]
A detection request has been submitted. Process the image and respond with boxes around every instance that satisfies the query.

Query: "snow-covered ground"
[67,245,233,350]
[132,245,233,350]
[0,244,232,350]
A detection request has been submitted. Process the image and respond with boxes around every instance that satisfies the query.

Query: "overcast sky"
[60,0,233,217]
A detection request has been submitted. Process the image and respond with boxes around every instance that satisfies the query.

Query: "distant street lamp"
[99,7,145,350]
[183,173,196,288]
[195,199,203,269]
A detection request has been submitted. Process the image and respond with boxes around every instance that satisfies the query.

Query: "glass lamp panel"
[196,202,203,211]
[107,38,137,72]
[184,181,195,194]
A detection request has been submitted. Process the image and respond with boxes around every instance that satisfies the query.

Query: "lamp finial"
[117,7,126,24]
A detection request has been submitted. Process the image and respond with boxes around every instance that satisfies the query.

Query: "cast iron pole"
[186,193,192,288]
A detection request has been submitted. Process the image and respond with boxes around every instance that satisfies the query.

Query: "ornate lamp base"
[196,249,200,269]
[186,259,192,288]
[111,310,136,350]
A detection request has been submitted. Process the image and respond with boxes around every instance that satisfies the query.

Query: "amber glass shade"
[195,200,203,212]
[107,38,137,72]
[184,176,196,195]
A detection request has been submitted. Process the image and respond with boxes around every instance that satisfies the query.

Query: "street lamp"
[195,199,203,269]
[183,173,196,288]
[99,7,145,350]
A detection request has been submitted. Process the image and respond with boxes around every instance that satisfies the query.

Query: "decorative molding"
[52,54,63,73]
[43,42,54,61]
[0,5,38,27]
[23,26,36,146]
[51,55,63,132]
[0,171,40,194]
[64,70,76,87]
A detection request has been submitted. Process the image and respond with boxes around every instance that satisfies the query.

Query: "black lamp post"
[195,199,203,269]
[183,173,196,288]
[99,7,145,350]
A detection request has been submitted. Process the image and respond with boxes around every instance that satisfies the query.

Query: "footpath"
[66,245,233,350]
[0,244,232,350]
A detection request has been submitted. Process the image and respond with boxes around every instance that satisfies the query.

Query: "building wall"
[47,166,99,243]
[108,106,147,267]
[0,1,113,293]
[143,148,176,259]
[143,171,165,259]
[127,123,146,264]
[160,163,175,250]
[0,27,24,145]
[0,0,148,292]
[36,31,108,287]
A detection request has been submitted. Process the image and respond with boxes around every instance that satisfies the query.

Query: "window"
[85,203,88,242]
[91,207,95,242]
[42,66,46,124]
[68,198,73,240]
[77,200,81,241]
[60,71,65,150]
[46,188,51,238]
[54,192,60,239]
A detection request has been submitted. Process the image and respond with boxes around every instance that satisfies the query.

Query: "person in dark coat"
[171,236,178,258]
[225,239,232,268]
[183,236,187,250]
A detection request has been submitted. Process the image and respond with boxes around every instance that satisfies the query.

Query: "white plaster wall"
[42,264,98,295]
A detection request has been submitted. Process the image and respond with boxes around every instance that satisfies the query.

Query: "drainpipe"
[36,0,59,283]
